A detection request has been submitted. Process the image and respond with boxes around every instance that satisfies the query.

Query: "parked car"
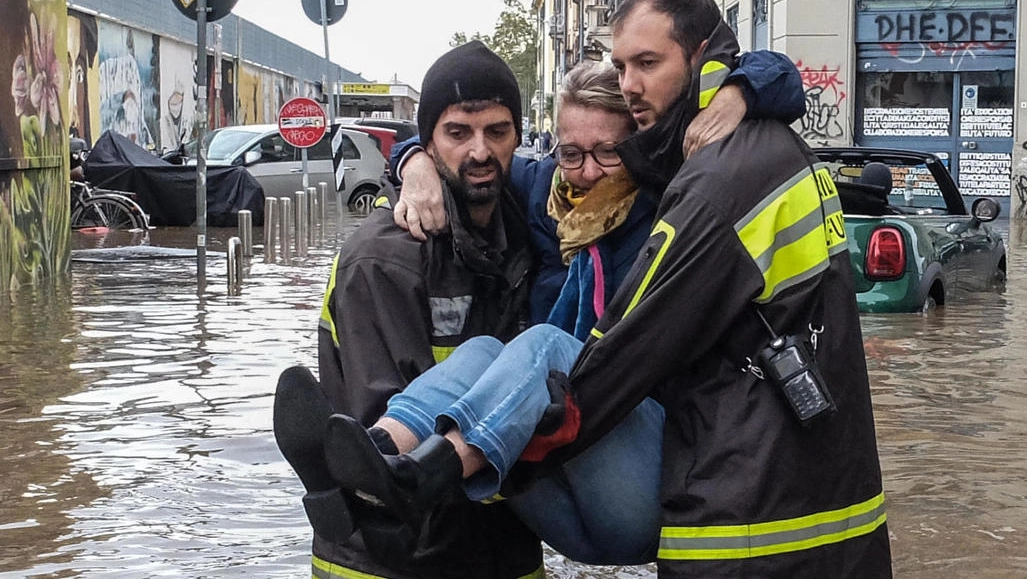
[200,124,387,210]
[341,117,418,142]
[341,124,399,180]
[816,147,1006,313]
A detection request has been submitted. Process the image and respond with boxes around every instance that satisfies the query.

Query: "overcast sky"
[231,0,509,91]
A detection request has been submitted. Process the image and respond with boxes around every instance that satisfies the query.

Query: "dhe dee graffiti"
[860,8,1015,44]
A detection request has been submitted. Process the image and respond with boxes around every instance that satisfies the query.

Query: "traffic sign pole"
[321,0,336,122]
[279,97,328,233]
[196,0,208,291]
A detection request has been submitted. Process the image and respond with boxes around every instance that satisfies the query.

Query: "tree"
[451,0,538,123]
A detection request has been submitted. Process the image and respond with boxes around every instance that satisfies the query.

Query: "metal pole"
[317,181,327,247]
[228,236,242,295]
[195,0,209,289]
[305,186,316,247]
[295,190,308,258]
[280,197,294,265]
[238,209,253,256]
[263,197,278,264]
[321,0,336,121]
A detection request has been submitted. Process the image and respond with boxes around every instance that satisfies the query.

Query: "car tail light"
[865,226,906,280]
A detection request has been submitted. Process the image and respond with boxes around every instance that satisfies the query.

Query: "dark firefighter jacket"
[541,22,892,578]
[315,183,542,579]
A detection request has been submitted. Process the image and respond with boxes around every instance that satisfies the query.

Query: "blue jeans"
[384,323,663,565]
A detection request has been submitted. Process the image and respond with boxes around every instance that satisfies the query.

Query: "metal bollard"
[280,197,294,265]
[317,182,328,247]
[227,236,243,295]
[238,210,253,257]
[295,190,308,258]
[305,186,317,248]
[263,197,278,264]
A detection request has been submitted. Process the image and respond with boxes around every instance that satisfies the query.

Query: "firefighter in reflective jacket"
[533,5,892,578]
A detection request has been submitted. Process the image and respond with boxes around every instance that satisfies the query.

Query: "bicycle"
[70,180,150,231]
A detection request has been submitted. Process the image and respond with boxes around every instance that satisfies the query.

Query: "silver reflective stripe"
[659,492,887,560]
[430,295,472,337]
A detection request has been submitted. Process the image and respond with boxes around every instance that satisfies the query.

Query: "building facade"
[535,0,1026,217]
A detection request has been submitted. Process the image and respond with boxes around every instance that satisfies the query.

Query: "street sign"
[330,124,347,192]
[171,0,238,22]
[278,97,328,149]
[301,0,348,26]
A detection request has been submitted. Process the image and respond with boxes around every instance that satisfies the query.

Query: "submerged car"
[815,147,1006,313]
[201,124,387,210]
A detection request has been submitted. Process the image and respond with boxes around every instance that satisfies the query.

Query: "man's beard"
[433,153,505,207]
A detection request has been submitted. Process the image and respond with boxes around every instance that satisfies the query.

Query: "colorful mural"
[1,0,71,292]
[97,20,159,151]
[159,39,196,152]
[68,10,99,145]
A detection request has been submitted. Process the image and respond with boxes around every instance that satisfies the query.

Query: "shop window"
[861,71,953,138]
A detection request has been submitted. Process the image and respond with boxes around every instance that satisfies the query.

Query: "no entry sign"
[278,97,328,148]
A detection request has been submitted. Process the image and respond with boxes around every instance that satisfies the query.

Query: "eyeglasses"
[554,142,622,170]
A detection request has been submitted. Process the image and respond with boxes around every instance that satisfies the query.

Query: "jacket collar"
[615,21,741,198]
[443,181,515,278]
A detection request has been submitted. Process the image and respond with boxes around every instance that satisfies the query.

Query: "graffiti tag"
[797,61,846,143]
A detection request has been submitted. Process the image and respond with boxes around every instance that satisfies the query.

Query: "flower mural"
[29,11,63,129]
[1,0,70,293]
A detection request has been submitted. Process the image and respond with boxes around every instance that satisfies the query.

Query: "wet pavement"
[0,214,1025,578]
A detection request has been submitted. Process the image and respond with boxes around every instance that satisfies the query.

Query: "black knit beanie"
[417,40,522,146]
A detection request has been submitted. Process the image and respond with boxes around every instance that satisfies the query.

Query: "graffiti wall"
[97,20,160,152]
[68,10,99,145]
[798,60,848,145]
[159,39,196,152]
[236,63,302,126]
[1,0,71,292]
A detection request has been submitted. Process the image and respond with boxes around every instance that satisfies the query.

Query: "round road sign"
[278,97,328,149]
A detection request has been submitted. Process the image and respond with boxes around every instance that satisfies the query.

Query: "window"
[860,72,953,138]
[306,134,334,161]
[753,0,768,50]
[256,134,292,162]
[338,134,361,160]
[726,4,739,37]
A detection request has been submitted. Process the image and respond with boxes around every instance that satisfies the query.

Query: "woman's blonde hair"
[557,60,634,130]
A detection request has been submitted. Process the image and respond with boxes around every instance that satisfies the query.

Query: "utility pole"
[195,0,209,290]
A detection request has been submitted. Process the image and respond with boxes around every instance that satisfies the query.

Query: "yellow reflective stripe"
[589,327,604,340]
[312,556,543,579]
[373,195,391,209]
[312,555,390,579]
[736,166,843,303]
[624,220,676,317]
[699,60,731,110]
[319,253,343,347]
[659,492,887,561]
[432,345,456,363]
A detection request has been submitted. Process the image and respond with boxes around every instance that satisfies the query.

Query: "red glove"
[520,371,580,462]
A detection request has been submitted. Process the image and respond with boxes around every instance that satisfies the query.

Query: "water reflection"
[0,216,1025,577]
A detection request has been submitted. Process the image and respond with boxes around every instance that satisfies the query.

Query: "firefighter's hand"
[683,83,747,159]
[394,151,446,241]
[521,371,580,462]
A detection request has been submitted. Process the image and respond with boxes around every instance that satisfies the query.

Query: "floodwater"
[1,212,1025,579]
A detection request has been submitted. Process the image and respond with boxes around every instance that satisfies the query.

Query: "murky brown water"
[1,213,1025,578]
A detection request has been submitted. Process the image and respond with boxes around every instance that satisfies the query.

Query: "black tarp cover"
[83,131,265,226]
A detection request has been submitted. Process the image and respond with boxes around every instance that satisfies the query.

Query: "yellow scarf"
[547,168,639,265]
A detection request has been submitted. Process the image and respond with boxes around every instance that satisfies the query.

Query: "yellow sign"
[342,83,390,95]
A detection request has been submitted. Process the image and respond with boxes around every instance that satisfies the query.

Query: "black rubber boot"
[324,413,464,530]
[272,366,354,542]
